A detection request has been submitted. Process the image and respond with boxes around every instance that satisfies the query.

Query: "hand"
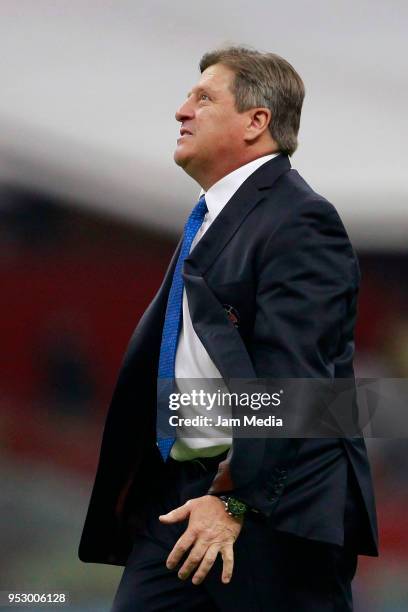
[159,494,243,585]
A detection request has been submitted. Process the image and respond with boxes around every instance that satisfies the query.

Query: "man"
[79,47,378,611]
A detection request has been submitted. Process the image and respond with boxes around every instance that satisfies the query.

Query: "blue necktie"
[157,195,208,460]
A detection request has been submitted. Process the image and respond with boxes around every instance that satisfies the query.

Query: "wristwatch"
[219,495,248,517]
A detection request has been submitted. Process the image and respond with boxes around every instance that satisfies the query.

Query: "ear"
[244,108,272,142]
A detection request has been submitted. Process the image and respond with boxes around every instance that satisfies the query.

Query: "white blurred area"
[0,0,407,248]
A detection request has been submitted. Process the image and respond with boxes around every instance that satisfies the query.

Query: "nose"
[175,97,194,122]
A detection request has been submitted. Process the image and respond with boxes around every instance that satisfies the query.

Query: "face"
[174,63,249,186]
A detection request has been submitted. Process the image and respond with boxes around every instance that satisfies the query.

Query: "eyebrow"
[186,85,214,98]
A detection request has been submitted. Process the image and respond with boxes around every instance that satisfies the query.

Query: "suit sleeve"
[252,198,357,378]
[208,197,360,515]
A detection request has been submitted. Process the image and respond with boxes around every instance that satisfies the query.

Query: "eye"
[199,93,210,101]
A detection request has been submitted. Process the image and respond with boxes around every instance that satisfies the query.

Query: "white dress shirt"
[170,153,280,460]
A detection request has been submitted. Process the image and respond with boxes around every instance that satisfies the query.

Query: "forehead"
[190,63,235,95]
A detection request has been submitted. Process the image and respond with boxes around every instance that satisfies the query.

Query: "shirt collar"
[199,153,280,222]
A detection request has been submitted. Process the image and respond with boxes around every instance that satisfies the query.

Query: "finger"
[221,544,234,584]
[192,543,220,585]
[166,529,196,570]
[159,500,191,524]
[177,541,208,580]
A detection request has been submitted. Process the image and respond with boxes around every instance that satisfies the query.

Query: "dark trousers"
[111,453,359,612]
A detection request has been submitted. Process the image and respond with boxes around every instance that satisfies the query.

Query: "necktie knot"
[187,195,207,224]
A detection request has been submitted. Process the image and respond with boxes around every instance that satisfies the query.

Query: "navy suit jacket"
[78,154,378,566]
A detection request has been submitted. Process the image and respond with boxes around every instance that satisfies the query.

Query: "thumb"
[159,500,192,523]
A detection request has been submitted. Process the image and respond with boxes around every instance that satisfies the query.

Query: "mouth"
[179,128,193,137]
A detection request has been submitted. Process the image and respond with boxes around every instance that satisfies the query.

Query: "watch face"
[227,497,247,516]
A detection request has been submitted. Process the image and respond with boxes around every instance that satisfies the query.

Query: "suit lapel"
[184,153,291,276]
[181,154,292,386]
[181,154,291,489]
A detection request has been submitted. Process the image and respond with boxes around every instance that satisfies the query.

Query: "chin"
[174,149,191,169]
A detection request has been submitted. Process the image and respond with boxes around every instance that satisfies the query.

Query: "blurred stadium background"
[1,1,407,610]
